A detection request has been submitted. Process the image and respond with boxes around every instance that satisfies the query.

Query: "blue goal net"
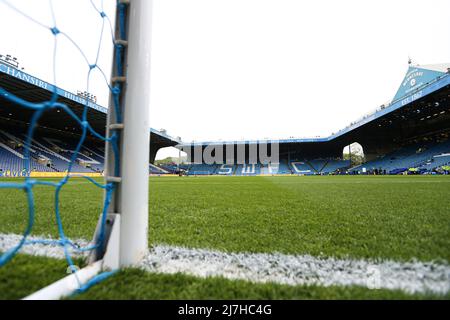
[0,0,128,293]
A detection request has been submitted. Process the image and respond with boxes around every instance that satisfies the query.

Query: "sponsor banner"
[29,172,103,178]
[0,62,107,113]
[0,169,29,178]
[0,171,103,178]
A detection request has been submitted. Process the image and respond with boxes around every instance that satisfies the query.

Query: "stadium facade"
[1,59,449,177]
[179,63,450,175]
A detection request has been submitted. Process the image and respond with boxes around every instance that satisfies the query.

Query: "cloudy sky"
[1,0,449,158]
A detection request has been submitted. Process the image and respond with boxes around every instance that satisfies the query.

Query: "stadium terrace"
[0,61,449,177]
[178,63,450,176]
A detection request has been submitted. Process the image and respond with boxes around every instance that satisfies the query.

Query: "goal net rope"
[0,0,130,294]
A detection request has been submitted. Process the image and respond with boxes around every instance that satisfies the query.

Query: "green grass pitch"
[0,175,449,299]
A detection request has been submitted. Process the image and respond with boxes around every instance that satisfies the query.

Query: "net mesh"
[0,0,127,292]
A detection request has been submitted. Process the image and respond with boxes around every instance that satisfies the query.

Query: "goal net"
[0,0,151,299]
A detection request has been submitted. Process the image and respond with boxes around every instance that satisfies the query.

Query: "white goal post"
[24,0,153,299]
[104,0,152,267]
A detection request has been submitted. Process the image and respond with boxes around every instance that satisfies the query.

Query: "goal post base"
[100,214,121,270]
[23,214,122,300]
[89,213,121,269]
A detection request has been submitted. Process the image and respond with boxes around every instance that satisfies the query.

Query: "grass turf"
[0,175,449,299]
[149,175,450,262]
[1,175,449,261]
[0,254,74,300]
[71,268,450,300]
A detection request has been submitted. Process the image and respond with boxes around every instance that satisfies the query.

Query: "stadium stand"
[321,159,351,174]
[277,161,293,174]
[5,132,447,177]
[288,159,350,175]
[0,127,104,174]
[178,63,449,176]
[156,159,350,176]
[216,164,235,175]
[235,163,261,176]
[149,163,169,175]
[352,138,450,174]
[260,161,292,175]
[187,164,219,175]
[308,159,329,174]
[0,126,176,176]
[290,161,314,175]
[159,164,179,174]
[0,58,449,177]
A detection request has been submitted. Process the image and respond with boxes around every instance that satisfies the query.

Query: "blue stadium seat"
[290,161,314,175]
[352,139,450,174]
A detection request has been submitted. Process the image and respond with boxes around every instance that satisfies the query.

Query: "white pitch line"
[1,234,449,295]
[0,234,89,260]
[140,245,450,295]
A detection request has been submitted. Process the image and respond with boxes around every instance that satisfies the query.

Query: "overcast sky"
[1,0,449,159]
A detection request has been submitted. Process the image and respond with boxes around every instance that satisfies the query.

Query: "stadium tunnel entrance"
[342,142,365,168]
[154,146,187,164]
